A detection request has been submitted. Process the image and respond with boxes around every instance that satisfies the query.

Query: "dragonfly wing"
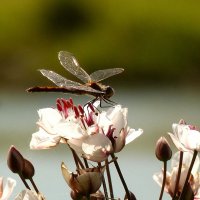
[58,51,91,84]
[69,85,104,94]
[39,69,82,87]
[90,68,124,82]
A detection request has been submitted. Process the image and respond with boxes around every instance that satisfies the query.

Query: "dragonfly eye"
[104,86,114,99]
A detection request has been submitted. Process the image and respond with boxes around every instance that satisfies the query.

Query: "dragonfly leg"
[100,97,116,108]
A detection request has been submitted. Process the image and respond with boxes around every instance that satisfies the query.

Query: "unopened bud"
[61,162,103,195]
[22,159,35,179]
[7,146,24,174]
[155,137,172,161]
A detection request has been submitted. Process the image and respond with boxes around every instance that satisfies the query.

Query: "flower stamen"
[88,103,95,113]
[78,105,84,116]
[56,101,62,112]
[73,106,80,119]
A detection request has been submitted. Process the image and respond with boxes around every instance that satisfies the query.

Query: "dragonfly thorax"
[89,82,114,99]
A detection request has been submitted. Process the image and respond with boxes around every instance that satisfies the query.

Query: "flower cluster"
[154,120,200,200]
[6,97,142,199]
[5,98,200,200]
[30,98,143,162]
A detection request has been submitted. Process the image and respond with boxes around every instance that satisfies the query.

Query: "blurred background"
[1,1,200,199]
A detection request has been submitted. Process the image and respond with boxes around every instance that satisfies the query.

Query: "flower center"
[56,98,97,128]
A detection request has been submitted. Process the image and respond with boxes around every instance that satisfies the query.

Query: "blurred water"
[0,87,200,199]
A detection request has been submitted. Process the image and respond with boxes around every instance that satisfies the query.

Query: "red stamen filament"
[73,106,80,118]
[78,105,84,116]
[88,103,95,113]
[69,98,74,106]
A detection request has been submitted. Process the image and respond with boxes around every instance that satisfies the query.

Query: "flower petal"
[113,128,126,153]
[0,177,16,200]
[172,151,200,174]
[30,129,61,149]
[185,130,200,151]
[38,108,62,127]
[82,134,113,162]
[15,189,44,200]
[68,139,85,155]
[168,132,188,151]
[125,128,143,145]
[55,121,85,140]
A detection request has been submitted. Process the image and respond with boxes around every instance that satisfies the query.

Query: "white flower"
[153,151,200,198]
[68,104,143,162]
[97,105,143,152]
[168,119,200,151]
[15,190,45,200]
[30,99,87,149]
[30,98,143,162]
[68,134,113,162]
[0,177,16,200]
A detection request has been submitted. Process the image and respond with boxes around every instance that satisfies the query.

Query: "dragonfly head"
[103,86,114,99]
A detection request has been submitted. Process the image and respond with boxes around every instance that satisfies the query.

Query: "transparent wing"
[39,69,82,87]
[39,69,104,94]
[58,51,91,84]
[90,68,124,82]
[68,84,104,94]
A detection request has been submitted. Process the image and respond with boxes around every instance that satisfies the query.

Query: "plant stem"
[105,159,114,199]
[172,151,183,200]
[159,161,167,200]
[30,178,39,194]
[83,157,89,168]
[19,174,31,190]
[111,153,130,200]
[98,162,108,199]
[68,145,85,170]
[178,150,198,200]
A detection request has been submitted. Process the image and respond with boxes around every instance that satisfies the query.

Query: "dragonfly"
[27,51,124,106]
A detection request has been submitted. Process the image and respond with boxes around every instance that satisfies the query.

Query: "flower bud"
[61,162,103,195]
[22,159,35,179]
[7,146,25,174]
[155,137,172,161]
